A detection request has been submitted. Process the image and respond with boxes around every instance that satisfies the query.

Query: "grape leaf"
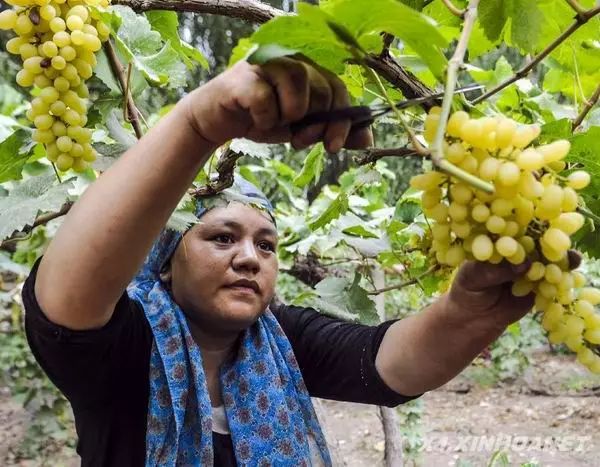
[112,6,187,88]
[251,1,447,78]
[246,44,300,65]
[478,0,542,52]
[313,272,378,324]
[145,11,208,70]
[0,130,32,183]
[309,192,349,231]
[0,174,73,240]
[539,119,572,143]
[293,143,324,188]
[230,138,272,159]
[566,126,600,195]
[342,225,379,238]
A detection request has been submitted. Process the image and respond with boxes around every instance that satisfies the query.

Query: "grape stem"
[441,0,465,17]
[431,0,495,194]
[472,4,600,105]
[564,0,586,17]
[572,83,600,130]
[577,206,600,226]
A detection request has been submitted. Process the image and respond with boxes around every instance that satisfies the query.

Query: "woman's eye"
[213,234,234,244]
[258,241,275,252]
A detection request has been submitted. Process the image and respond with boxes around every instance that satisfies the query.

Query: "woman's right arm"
[35,58,371,331]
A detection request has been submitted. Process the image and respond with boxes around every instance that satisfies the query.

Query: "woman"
[23,57,534,466]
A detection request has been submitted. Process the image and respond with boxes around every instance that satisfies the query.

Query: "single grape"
[537,140,570,164]
[56,153,74,171]
[472,234,494,261]
[567,171,591,190]
[496,236,518,257]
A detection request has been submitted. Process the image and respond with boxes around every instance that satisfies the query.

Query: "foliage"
[0,0,600,462]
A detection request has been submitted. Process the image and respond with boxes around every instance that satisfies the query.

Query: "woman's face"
[165,202,279,335]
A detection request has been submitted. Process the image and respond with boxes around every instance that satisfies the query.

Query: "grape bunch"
[0,0,111,171]
[411,108,600,373]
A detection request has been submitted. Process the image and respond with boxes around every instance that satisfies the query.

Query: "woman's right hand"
[181,57,373,154]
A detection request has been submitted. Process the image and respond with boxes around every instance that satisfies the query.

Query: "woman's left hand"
[446,260,534,330]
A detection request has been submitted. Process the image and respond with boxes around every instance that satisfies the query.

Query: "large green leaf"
[478,0,543,53]
[0,174,72,240]
[309,192,349,231]
[251,1,447,78]
[293,143,325,188]
[0,130,33,184]
[112,6,187,88]
[567,126,600,196]
[145,11,208,70]
[314,271,378,324]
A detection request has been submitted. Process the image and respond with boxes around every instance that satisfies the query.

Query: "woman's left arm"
[375,260,534,396]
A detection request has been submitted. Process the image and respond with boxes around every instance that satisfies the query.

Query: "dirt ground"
[1,351,599,467]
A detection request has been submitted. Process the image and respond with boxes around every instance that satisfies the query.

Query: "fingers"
[455,260,531,292]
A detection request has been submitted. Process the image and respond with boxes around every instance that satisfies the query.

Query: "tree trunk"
[373,267,404,467]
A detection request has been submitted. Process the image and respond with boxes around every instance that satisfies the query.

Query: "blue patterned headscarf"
[127,177,331,466]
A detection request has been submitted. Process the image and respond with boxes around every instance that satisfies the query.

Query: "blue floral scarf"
[127,178,332,466]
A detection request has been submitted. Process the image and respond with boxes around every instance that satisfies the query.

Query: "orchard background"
[1,0,600,465]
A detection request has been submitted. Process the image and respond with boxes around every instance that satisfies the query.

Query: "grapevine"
[411,108,600,373]
[0,0,112,172]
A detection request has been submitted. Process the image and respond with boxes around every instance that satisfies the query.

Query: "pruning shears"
[290,84,483,133]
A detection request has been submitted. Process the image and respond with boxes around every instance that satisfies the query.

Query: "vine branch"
[572,83,600,130]
[367,265,438,295]
[354,146,420,165]
[104,40,144,139]
[431,0,495,193]
[0,202,73,250]
[473,4,600,105]
[565,0,586,17]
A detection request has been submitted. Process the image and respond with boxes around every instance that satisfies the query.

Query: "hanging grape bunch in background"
[0,0,111,172]
[411,108,600,373]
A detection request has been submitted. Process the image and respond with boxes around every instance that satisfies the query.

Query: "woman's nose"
[232,240,260,273]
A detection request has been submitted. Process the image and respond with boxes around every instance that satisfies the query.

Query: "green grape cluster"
[411,108,600,373]
[0,0,111,171]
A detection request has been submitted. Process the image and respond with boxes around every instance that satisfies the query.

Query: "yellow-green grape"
[544,263,563,284]
[519,235,535,253]
[448,202,468,222]
[41,40,58,58]
[502,220,519,237]
[69,5,89,21]
[472,234,494,261]
[82,24,98,36]
[496,236,518,257]
[82,143,97,162]
[16,69,34,87]
[46,142,60,162]
[445,245,465,267]
[0,9,18,30]
[485,215,506,234]
[70,29,85,46]
[410,172,445,191]
[49,16,66,32]
[512,124,540,148]
[543,227,571,253]
[573,272,586,288]
[497,161,520,185]
[72,58,92,79]
[526,262,546,281]
[512,278,533,297]
[53,31,71,47]
[490,198,513,217]
[19,42,38,59]
[6,37,26,54]
[561,187,579,212]
[477,157,499,181]
[40,4,57,21]
[14,14,34,35]
[550,212,585,235]
[61,63,78,81]
[459,119,483,147]
[56,135,73,153]
[538,281,558,300]
[59,45,77,61]
[33,114,54,130]
[471,204,490,223]
[75,83,89,98]
[66,14,84,31]
[96,20,110,39]
[32,129,55,144]
[537,140,570,164]
[446,142,466,164]
[82,33,101,51]
[52,120,67,137]
[33,74,52,88]
[427,203,448,223]
[516,148,544,171]
[39,86,59,104]
[51,55,67,70]
[451,221,471,239]
[72,157,88,172]
[23,56,43,74]
[495,118,517,148]
[567,171,591,190]
[63,108,80,126]
[56,153,74,171]
[70,142,84,158]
